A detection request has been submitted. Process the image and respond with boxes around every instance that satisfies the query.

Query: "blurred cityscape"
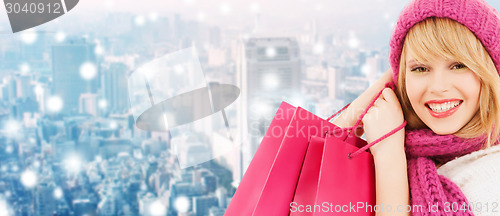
[0,4,402,216]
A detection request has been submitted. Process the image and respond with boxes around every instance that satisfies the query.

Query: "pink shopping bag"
[291,82,406,216]
[225,102,340,216]
[289,136,326,215]
[226,82,405,216]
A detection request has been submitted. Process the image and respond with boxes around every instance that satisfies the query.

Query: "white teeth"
[428,101,460,113]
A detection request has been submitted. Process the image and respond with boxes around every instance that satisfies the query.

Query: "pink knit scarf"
[405,129,485,216]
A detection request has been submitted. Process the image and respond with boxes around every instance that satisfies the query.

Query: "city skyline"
[2,0,500,215]
[0,0,416,51]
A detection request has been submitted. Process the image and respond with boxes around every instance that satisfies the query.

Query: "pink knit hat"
[389,0,500,84]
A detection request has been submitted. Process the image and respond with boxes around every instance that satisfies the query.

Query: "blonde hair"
[396,17,500,147]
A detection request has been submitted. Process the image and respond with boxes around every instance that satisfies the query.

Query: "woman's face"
[405,51,481,135]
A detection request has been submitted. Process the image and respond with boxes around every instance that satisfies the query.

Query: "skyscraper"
[14,73,35,100]
[52,38,97,114]
[193,196,218,216]
[79,93,98,116]
[34,181,57,216]
[101,62,129,114]
[237,37,301,177]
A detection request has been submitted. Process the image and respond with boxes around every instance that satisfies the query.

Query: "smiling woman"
[397,17,500,143]
[332,0,500,215]
[404,52,482,135]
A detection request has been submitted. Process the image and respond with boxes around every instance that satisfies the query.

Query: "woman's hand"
[332,69,393,129]
[362,87,409,216]
[333,69,409,215]
[362,87,405,156]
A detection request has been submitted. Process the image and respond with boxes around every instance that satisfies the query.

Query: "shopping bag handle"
[325,104,356,135]
[348,120,406,158]
[326,82,407,158]
[326,82,397,133]
[326,103,350,122]
[349,82,406,158]
[351,82,397,136]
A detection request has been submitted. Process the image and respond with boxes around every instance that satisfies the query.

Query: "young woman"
[333,0,500,215]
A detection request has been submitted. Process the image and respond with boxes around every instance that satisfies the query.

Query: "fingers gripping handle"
[348,120,406,159]
[349,82,396,138]
[348,82,406,158]
[326,82,406,158]
[327,82,396,136]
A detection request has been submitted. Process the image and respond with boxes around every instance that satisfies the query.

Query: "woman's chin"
[428,126,460,135]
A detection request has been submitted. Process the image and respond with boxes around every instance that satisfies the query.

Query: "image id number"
[5,3,62,14]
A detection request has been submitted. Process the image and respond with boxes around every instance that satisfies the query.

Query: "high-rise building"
[50,135,75,161]
[7,75,17,105]
[14,73,35,100]
[73,199,97,216]
[101,62,129,114]
[169,182,205,215]
[79,93,98,116]
[98,138,132,159]
[209,207,226,216]
[52,38,97,114]
[0,82,8,102]
[215,188,228,208]
[209,27,222,48]
[202,175,217,193]
[193,196,218,216]
[237,37,301,177]
[34,182,57,216]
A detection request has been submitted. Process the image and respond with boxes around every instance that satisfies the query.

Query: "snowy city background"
[1,0,500,215]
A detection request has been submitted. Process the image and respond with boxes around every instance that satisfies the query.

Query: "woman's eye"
[411,67,428,73]
[452,63,467,70]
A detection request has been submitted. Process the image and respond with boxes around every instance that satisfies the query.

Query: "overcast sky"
[1,0,500,48]
[2,0,500,29]
[72,0,500,25]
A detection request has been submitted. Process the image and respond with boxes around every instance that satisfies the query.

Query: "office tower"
[50,135,75,161]
[97,195,117,216]
[14,73,35,100]
[79,93,98,116]
[6,76,17,105]
[172,14,201,48]
[363,53,386,83]
[169,181,205,213]
[52,38,97,114]
[6,74,38,119]
[208,207,226,216]
[343,76,369,103]
[193,196,218,216]
[215,188,228,208]
[237,37,301,176]
[171,134,212,168]
[34,83,49,113]
[73,199,97,216]
[173,14,183,42]
[202,175,217,193]
[0,82,8,101]
[209,27,221,48]
[141,139,165,157]
[302,65,335,99]
[21,31,50,62]
[98,138,132,159]
[101,62,129,114]
[34,182,57,216]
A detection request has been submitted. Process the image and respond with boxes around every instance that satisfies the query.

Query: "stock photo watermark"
[251,106,383,139]
[3,0,79,33]
[290,201,499,214]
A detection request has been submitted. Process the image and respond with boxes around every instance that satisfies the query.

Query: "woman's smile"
[405,53,481,135]
[425,99,463,118]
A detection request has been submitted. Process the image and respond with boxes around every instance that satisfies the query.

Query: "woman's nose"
[428,69,450,94]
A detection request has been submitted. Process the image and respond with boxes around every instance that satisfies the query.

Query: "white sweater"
[437,144,500,216]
